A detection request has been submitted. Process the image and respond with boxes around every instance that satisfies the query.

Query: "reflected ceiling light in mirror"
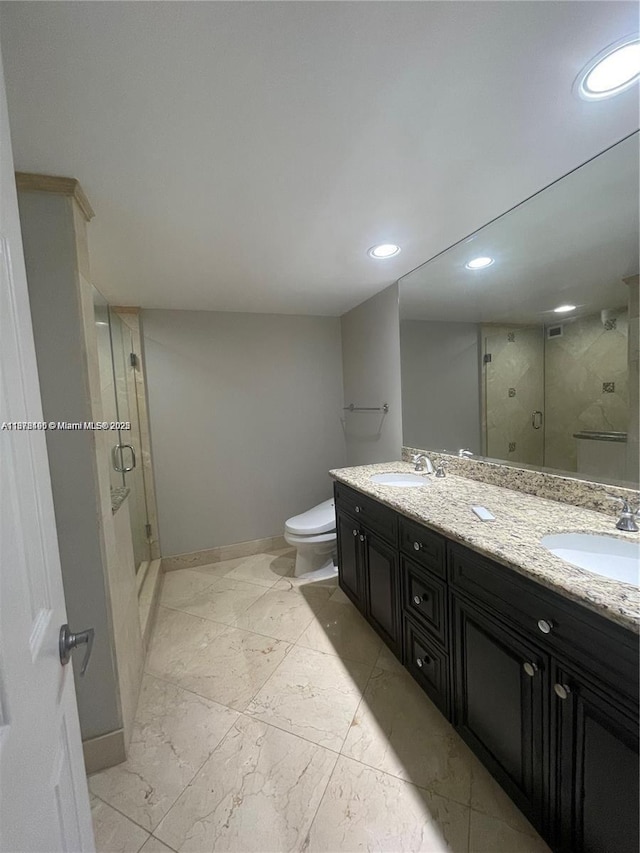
[576,35,640,100]
[553,304,576,313]
[465,256,494,270]
[368,243,401,259]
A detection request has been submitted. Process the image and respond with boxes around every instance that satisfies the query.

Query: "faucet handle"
[607,494,640,532]
[458,449,473,458]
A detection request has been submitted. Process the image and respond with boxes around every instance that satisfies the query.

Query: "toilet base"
[293,548,337,579]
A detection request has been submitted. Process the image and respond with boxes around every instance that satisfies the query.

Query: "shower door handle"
[531,411,543,430]
[112,443,136,472]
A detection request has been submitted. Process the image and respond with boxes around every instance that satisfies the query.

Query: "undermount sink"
[370,472,430,488]
[540,533,640,587]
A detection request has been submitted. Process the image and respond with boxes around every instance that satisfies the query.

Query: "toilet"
[284,498,338,579]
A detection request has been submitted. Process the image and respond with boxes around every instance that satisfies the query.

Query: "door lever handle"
[59,624,95,677]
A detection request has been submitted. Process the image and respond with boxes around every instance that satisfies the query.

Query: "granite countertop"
[330,461,640,633]
[111,486,130,514]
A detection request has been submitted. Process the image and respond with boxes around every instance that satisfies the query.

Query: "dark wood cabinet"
[453,595,547,828]
[333,480,639,853]
[552,663,639,853]
[335,507,364,610]
[363,530,401,656]
[334,484,401,654]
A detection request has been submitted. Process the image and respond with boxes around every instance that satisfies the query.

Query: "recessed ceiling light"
[576,35,640,100]
[554,304,576,313]
[368,243,401,259]
[465,256,494,270]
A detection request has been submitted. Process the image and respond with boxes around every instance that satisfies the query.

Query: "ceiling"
[399,132,639,325]
[1,1,638,316]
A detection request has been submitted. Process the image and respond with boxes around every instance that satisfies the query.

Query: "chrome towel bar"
[343,403,389,413]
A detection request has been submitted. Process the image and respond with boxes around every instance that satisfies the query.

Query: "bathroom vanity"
[331,464,639,853]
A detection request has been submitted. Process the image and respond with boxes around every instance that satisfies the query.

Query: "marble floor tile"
[231,582,331,642]
[470,757,539,836]
[146,606,227,679]
[374,641,405,673]
[89,675,238,832]
[159,570,218,610]
[304,756,470,853]
[154,716,337,853]
[139,838,176,853]
[469,810,551,852]
[221,550,296,587]
[146,608,291,709]
[245,645,372,751]
[166,576,267,625]
[297,599,383,666]
[91,794,149,853]
[272,573,338,592]
[342,667,474,804]
[328,584,352,605]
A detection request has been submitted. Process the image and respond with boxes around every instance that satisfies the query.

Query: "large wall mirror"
[398,132,639,488]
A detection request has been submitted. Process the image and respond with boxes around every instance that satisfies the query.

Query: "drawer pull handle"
[416,655,431,668]
[413,593,429,606]
[355,506,361,513]
[554,683,571,700]
[352,529,358,537]
[413,541,422,551]
[537,619,554,634]
[359,534,366,542]
[523,662,538,677]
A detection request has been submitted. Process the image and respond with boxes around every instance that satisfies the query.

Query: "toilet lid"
[285,498,336,535]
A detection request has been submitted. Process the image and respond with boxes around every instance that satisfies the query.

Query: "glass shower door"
[109,310,151,573]
[483,325,545,466]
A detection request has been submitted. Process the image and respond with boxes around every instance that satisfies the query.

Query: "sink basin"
[370,472,430,488]
[540,533,640,586]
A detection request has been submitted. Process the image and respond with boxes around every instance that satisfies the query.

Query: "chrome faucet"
[609,496,639,533]
[458,449,473,458]
[435,460,448,478]
[411,453,434,474]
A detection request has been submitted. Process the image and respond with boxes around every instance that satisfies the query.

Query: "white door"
[0,39,95,853]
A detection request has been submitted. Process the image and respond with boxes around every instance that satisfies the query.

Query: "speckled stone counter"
[111,486,130,514]
[330,461,640,633]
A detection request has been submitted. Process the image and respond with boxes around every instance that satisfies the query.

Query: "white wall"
[18,192,122,742]
[400,319,481,454]
[143,309,346,556]
[340,283,403,466]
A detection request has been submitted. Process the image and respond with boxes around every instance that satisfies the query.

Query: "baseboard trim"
[162,535,288,573]
[83,729,126,774]
[139,558,162,655]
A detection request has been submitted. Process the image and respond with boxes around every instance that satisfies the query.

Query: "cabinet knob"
[537,619,554,634]
[554,683,571,700]
[416,655,431,668]
[355,506,361,513]
[413,593,429,606]
[359,534,366,542]
[413,594,422,605]
[413,541,421,551]
[352,529,358,537]
[523,661,539,677]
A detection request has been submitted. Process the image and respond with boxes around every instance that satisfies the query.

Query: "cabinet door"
[453,596,547,829]
[553,665,639,853]
[336,509,364,611]
[363,529,401,656]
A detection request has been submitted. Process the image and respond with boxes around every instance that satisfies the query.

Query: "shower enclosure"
[94,293,157,574]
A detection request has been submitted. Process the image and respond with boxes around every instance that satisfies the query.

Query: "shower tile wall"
[544,310,629,472]
[483,326,544,466]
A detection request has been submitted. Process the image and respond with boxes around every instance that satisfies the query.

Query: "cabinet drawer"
[402,556,448,647]
[399,517,445,580]
[334,482,397,545]
[449,542,639,704]
[404,616,450,717]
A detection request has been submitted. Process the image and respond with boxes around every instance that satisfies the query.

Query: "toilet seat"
[285,498,335,536]
[283,530,336,546]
